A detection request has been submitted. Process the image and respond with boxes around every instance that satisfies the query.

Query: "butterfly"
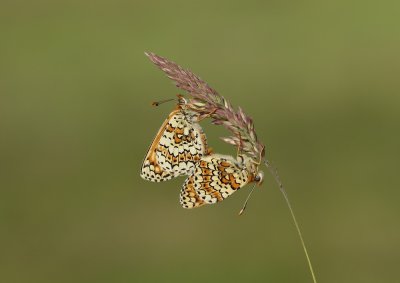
[140,96,210,182]
[180,154,264,208]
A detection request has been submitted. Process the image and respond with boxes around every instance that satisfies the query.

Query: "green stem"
[264,160,317,283]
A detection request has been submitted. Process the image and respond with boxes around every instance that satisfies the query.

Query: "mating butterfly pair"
[140,96,263,209]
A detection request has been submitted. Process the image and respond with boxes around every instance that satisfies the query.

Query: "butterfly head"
[254,171,264,185]
[249,162,264,186]
[238,154,264,185]
[177,94,188,106]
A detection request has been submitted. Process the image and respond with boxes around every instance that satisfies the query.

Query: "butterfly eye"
[254,171,264,185]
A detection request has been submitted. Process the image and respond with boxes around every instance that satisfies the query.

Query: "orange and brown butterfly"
[140,95,211,182]
[180,153,264,209]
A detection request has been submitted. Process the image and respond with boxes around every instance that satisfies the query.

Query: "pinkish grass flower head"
[145,52,265,163]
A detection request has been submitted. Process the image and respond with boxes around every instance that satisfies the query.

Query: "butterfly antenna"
[151,98,175,107]
[238,182,257,216]
[264,160,317,283]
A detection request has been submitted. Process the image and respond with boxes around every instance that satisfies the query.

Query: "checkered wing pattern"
[141,108,208,182]
[179,177,206,208]
[180,154,251,208]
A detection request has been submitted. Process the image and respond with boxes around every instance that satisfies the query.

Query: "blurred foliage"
[1,0,399,282]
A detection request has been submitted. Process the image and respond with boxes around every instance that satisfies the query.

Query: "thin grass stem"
[264,160,317,283]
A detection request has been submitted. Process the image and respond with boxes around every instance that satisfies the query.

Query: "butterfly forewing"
[180,154,251,207]
[140,107,208,182]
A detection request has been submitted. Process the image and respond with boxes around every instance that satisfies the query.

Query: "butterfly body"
[140,99,263,209]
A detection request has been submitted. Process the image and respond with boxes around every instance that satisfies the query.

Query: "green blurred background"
[1,1,399,282]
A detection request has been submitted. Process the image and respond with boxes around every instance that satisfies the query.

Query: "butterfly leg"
[196,107,218,122]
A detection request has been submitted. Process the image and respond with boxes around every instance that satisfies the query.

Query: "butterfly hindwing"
[140,110,177,182]
[181,154,252,206]
[180,176,206,208]
[140,107,208,182]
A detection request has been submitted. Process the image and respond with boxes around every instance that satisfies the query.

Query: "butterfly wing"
[140,108,208,182]
[140,110,177,182]
[180,176,206,208]
[181,154,252,205]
